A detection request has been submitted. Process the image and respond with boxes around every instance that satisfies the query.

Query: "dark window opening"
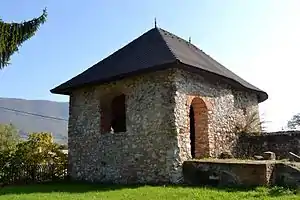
[111,94,126,132]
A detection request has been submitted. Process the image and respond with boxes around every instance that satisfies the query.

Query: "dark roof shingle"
[50,27,268,102]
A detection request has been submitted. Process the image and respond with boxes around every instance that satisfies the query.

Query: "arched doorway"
[189,97,209,159]
[189,105,196,158]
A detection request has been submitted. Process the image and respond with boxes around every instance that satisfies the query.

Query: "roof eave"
[257,91,268,103]
[50,87,70,95]
[50,61,268,104]
[49,61,178,95]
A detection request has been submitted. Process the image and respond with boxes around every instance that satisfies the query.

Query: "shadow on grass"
[0,181,141,195]
[0,181,298,197]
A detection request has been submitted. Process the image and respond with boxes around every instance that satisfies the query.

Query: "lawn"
[0,182,299,200]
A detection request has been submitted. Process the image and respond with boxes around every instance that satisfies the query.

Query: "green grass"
[0,182,299,200]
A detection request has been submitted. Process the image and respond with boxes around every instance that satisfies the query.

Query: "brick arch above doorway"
[189,96,210,159]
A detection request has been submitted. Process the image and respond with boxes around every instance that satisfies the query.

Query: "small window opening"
[110,94,126,133]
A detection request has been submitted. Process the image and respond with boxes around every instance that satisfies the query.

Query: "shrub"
[0,123,20,153]
[234,111,267,135]
[0,132,67,185]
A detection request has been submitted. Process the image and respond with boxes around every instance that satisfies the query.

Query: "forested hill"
[0,97,68,144]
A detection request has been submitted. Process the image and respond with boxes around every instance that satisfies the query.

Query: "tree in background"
[287,113,300,130]
[14,132,67,166]
[0,132,67,184]
[59,143,68,150]
[0,123,20,152]
[0,8,47,69]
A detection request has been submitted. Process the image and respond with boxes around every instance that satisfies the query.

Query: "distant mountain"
[0,97,69,144]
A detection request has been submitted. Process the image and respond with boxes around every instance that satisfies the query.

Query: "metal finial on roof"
[154,18,157,28]
[188,37,191,43]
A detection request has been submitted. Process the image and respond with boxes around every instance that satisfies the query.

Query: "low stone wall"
[234,131,300,159]
[183,160,300,187]
[183,160,275,187]
[275,163,300,187]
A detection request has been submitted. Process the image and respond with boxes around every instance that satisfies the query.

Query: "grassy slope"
[0,183,299,200]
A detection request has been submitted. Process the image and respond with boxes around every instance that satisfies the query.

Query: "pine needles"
[0,8,47,69]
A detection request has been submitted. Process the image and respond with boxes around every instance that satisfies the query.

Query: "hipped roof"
[50,27,268,103]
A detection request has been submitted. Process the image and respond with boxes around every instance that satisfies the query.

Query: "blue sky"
[1,0,299,131]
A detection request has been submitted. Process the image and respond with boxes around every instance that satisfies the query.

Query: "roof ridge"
[187,43,262,91]
[157,28,212,63]
[157,28,225,66]
[158,29,252,86]
[156,28,180,61]
[195,46,261,89]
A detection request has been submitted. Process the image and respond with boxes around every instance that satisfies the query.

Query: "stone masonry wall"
[183,160,275,187]
[183,160,300,187]
[174,68,260,160]
[67,66,263,184]
[68,69,183,184]
[234,131,300,159]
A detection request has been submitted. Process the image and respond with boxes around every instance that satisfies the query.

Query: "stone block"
[183,160,272,187]
[263,151,276,160]
[219,151,234,159]
[289,152,300,162]
[275,163,300,187]
[254,155,264,160]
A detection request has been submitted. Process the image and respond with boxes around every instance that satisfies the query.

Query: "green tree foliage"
[59,143,68,150]
[0,132,67,184]
[0,123,20,152]
[14,132,67,166]
[0,8,47,68]
[287,113,300,130]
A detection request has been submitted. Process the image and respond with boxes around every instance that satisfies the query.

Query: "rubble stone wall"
[234,131,300,159]
[67,67,262,184]
[68,69,182,184]
[174,68,260,161]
